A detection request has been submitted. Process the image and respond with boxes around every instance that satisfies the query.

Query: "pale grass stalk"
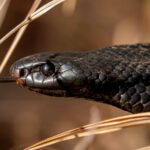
[0,0,10,27]
[24,112,150,150]
[26,113,150,149]
[0,0,42,74]
[137,146,150,150]
[0,0,7,11]
[30,0,65,20]
[0,0,65,73]
[0,0,65,45]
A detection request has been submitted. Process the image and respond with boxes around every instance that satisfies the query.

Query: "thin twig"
[0,0,42,74]
[24,112,150,150]
[0,0,65,45]
[0,0,65,73]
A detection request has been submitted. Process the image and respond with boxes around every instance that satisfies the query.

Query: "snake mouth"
[16,78,25,86]
[29,87,68,97]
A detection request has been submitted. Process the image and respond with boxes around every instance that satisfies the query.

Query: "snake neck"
[81,70,150,113]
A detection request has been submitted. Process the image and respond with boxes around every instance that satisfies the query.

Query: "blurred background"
[0,0,150,149]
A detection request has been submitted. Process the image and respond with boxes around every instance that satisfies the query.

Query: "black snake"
[10,43,150,113]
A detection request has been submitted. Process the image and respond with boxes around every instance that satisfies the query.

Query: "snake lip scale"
[10,43,150,113]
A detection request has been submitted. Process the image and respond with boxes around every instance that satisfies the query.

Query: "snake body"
[10,43,150,113]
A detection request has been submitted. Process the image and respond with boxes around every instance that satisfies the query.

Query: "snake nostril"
[19,69,28,77]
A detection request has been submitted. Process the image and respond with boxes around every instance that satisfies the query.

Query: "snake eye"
[41,62,55,76]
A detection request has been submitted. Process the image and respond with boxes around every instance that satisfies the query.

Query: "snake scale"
[10,43,150,113]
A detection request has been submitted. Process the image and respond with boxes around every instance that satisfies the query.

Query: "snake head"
[10,52,87,97]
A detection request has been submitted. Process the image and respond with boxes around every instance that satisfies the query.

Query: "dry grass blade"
[0,0,7,11]
[24,112,150,150]
[137,146,150,150]
[0,0,42,74]
[30,0,65,20]
[0,0,10,27]
[0,0,65,74]
[0,0,65,45]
